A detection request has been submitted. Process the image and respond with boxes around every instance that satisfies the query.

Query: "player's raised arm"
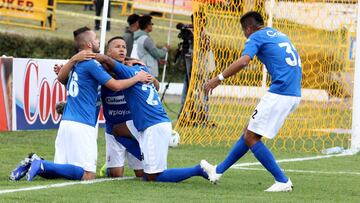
[95,53,117,70]
[57,50,96,84]
[104,70,152,91]
[204,55,251,95]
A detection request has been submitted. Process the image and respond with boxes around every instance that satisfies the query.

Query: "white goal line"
[235,167,360,176]
[0,177,134,195]
[231,152,355,168]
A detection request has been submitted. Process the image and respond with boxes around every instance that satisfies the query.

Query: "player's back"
[243,27,302,97]
[62,59,111,127]
[101,86,131,134]
[113,63,170,131]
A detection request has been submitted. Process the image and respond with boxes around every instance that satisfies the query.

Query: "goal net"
[175,0,357,152]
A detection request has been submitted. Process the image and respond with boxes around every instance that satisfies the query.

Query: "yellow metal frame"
[0,0,57,31]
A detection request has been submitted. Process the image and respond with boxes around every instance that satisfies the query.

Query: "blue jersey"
[241,27,302,97]
[62,59,112,127]
[101,86,131,134]
[113,62,170,131]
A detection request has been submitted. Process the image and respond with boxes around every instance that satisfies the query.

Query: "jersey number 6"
[68,72,79,97]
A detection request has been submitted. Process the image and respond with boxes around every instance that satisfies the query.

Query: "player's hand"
[164,44,171,50]
[159,59,167,65]
[125,59,146,66]
[53,64,63,75]
[135,70,153,83]
[71,50,96,62]
[204,76,221,95]
[55,101,67,115]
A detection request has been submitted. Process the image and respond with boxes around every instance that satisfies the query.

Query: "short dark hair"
[73,26,91,38]
[138,15,152,30]
[240,11,264,29]
[127,13,140,26]
[107,36,125,46]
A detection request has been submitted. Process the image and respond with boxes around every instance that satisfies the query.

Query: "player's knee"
[134,169,144,178]
[244,131,261,147]
[108,168,124,177]
[144,173,159,181]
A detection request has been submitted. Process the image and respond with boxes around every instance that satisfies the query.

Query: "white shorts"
[105,132,143,170]
[138,122,172,174]
[248,92,301,139]
[54,120,97,173]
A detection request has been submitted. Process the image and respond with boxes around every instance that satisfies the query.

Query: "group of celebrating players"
[10,11,302,192]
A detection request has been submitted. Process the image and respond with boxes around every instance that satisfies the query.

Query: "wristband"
[218,73,225,81]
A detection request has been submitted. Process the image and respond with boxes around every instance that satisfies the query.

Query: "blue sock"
[39,161,84,180]
[251,141,288,183]
[216,135,249,174]
[155,165,208,182]
[114,136,142,160]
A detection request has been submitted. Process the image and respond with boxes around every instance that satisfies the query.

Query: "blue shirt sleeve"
[241,34,262,59]
[88,60,112,85]
[113,61,133,79]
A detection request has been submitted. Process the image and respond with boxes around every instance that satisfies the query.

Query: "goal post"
[351,1,360,153]
[175,0,358,153]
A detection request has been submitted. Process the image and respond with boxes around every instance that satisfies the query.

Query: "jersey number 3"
[278,42,301,67]
[68,72,79,97]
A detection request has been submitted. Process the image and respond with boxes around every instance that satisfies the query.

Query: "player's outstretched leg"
[114,136,142,161]
[154,165,208,182]
[27,153,84,181]
[250,141,293,192]
[201,134,249,184]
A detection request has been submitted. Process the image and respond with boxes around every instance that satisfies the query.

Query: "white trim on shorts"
[247,92,301,139]
[105,132,143,170]
[54,120,97,173]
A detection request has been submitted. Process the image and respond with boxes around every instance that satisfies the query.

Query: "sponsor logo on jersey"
[266,30,286,38]
[105,95,126,105]
[108,109,130,116]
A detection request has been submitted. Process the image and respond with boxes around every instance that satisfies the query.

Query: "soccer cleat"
[264,178,293,192]
[27,154,44,181]
[9,153,34,181]
[200,160,222,184]
[99,163,107,177]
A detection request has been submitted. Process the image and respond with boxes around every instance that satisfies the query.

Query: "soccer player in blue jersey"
[9,27,152,182]
[92,39,208,182]
[100,37,148,178]
[203,11,302,192]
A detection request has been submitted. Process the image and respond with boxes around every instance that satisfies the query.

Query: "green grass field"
[0,103,359,202]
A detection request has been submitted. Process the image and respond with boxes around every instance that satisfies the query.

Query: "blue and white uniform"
[113,62,172,174]
[101,86,142,170]
[55,59,111,172]
[242,27,302,138]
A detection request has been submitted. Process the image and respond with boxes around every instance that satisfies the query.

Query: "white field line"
[231,152,354,168]
[0,177,134,195]
[235,167,360,176]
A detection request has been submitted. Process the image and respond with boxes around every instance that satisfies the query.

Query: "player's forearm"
[105,77,138,92]
[95,54,116,69]
[57,58,76,85]
[222,55,251,79]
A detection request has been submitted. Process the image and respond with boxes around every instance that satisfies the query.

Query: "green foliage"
[0,32,75,59]
[0,32,186,82]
